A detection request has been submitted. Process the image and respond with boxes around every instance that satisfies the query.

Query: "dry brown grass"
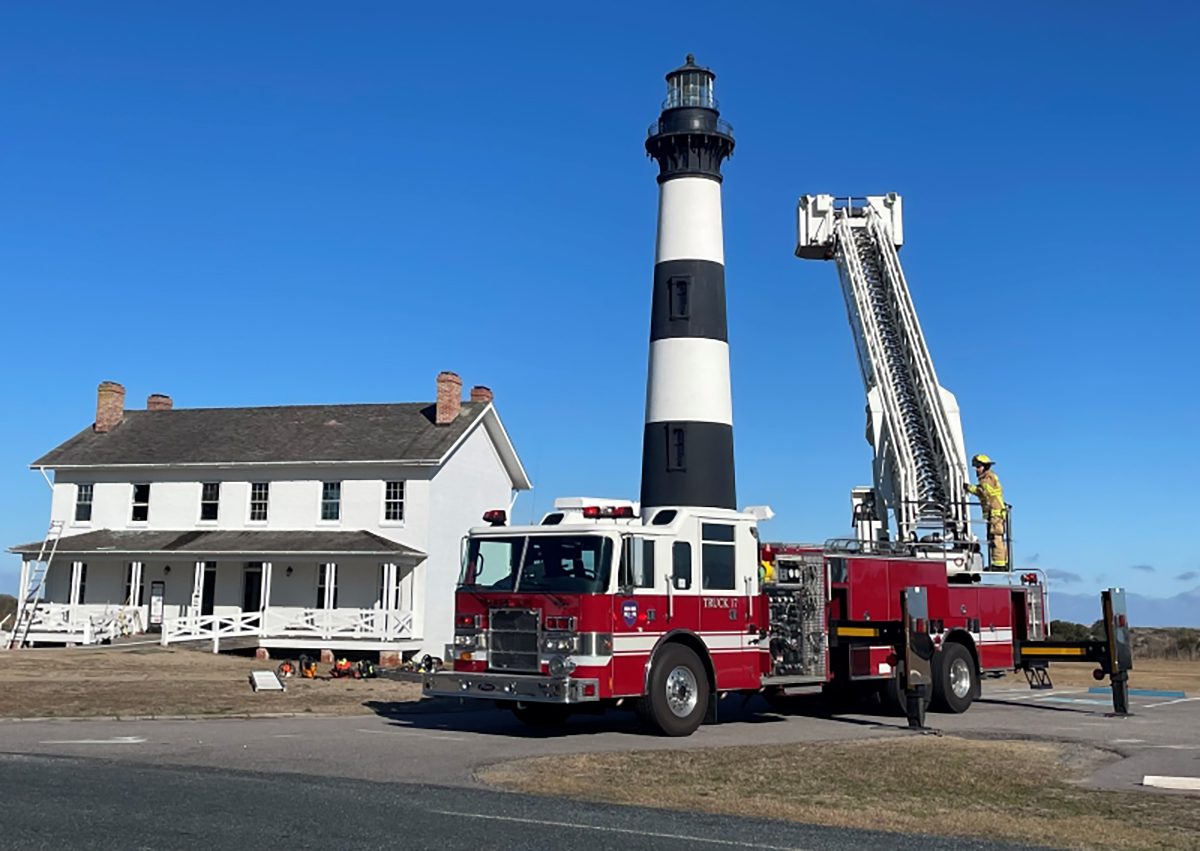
[479,738,1200,851]
[0,645,424,718]
[1000,657,1200,692]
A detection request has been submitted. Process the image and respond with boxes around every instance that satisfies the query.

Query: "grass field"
[0,645,424,718]
[480,737,1200,851]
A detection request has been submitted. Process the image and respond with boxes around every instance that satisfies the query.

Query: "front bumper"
[423,671,601,704]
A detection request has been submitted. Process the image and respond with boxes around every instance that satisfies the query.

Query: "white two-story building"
[9,372,530,662]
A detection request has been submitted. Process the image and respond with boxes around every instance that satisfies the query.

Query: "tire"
[932,642,977,714]
[511,702,572,729]
[639,643,710,737]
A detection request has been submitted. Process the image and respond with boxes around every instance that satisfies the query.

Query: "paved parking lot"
[1,681,1196,792]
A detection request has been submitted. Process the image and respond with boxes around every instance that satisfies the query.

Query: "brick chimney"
[94,381,126,433]
[435,371,463,425]
[147,393,173,411]
[470,385,493,404]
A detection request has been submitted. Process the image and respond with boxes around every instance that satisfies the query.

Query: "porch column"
[322,562,337,640]
[323,562,338,610]
[68,560,83,620]
[129,561,144,607]
[17,559,31,606]
[382,562,397,639]
[259,562,272,635]
[191,561,205,631]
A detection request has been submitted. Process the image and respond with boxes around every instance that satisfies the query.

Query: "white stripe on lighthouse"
[645,337,733,425]
[655,177,725,264]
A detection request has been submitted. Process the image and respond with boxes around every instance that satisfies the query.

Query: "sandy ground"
[0,645,424,718]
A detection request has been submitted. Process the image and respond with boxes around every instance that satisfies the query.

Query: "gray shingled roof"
[32,402,485,468]
[9,529,424,558]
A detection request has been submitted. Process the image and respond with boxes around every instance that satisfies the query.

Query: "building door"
[201,563,217,616]
[243,563,263,612]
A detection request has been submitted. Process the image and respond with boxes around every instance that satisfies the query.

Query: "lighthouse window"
[666,424,687,471]
[668,277,691,320]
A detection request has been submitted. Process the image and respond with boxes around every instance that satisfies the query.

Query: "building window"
[123,563,134,605]
[75,484,94,522]
[668,276,691,320]
[666,424,687,471]
[78,563,89,604]
[384,481,405,522]
[200,483,220,521]
[250,483,269,522]
[701,523,736,590]
[321,482,341,521]
[131,483,151,522]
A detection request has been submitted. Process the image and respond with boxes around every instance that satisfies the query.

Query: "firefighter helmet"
[971,454,994,467]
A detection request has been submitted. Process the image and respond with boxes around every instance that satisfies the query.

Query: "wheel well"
[647,631,716,694]
[943,630,979,670]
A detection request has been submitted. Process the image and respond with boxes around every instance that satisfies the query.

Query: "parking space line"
[431,810,810,850]
[1144,697,1200,709]
[356,728,465,741]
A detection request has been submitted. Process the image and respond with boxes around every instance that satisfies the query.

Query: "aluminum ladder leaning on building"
[796,194,981,574]
[8,520,66,649]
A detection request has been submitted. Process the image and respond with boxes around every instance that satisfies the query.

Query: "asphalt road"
[1,683,1196,849]
[0,753,1036,851]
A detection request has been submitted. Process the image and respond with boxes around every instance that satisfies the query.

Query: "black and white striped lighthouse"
[640,55,737,511]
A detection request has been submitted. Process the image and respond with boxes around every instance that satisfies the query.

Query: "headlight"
[547,655,577,677]
[454,633,483,649]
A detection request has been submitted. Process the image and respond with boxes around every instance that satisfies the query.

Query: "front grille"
[489,608,541,673]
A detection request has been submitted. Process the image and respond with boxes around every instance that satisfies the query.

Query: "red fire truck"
[422,498,1131,736]
[422,194,1133,734]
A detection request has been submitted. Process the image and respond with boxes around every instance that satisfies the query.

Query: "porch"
[10,529,426,652]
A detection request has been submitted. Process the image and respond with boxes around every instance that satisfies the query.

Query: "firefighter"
[964,453,1008,569]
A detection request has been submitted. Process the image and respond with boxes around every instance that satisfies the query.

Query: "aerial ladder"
[796,194,992,577]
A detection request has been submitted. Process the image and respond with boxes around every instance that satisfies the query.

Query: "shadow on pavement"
[361,690,924,738]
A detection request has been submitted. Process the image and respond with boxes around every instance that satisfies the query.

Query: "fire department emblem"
[622,600,638,626]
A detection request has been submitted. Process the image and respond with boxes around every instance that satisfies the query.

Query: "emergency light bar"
[582,505,635,519]
[482,509,507,525]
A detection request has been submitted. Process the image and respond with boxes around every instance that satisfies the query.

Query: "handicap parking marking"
[1089,686,1187,699]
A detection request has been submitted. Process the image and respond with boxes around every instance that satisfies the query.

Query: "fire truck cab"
[424,498,768,736]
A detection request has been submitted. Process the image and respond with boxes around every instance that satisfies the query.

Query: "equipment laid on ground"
[249,670,286,692]
[422,58,1132,736]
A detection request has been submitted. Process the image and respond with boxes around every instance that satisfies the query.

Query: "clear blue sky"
[2,3,1198,601]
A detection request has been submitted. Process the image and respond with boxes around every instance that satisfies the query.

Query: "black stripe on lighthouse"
[640,55,736,511]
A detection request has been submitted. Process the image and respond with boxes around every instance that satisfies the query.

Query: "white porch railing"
[263,607,414,641]
[159,607,415,645]
[161,610,265,646]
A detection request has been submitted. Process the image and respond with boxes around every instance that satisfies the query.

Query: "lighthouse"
[640,55,737,511]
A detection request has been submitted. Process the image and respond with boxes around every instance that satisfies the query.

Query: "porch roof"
[9,529,425,559]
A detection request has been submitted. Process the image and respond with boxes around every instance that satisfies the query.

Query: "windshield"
[459,535,614,594]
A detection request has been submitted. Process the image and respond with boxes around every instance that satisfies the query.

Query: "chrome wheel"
[665,665,699,718]
[949,656,972,699]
